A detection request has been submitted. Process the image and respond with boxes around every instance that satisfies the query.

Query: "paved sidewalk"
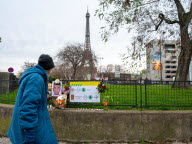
[1,137,192,144]
[0,137,11,144]
[0,137,69,144]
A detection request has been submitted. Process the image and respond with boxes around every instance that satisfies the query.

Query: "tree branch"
[174,0,185,20]
[155,19,163,31]
[122,0,159,9]
[155,13,179,30]
[122,0,130,7]
[184,2,192,24]
[159,13,179,24]
[146,10,155,26]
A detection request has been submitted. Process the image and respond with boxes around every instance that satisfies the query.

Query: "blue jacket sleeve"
[19,74,44,130]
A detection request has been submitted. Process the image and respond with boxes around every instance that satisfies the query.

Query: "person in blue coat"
[7,54,58,144]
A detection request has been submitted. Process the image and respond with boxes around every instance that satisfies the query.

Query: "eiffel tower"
[84,8,95,79]
[85,8,91,51]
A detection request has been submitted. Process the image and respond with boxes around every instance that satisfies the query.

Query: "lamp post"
[159,39,163,82]
[98,57,103,79]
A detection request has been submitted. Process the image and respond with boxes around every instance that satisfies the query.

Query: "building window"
[165,50,176,53]
[171,61,177,64]
[164,44,175,49]
[171,71,176,73]
[165,71,171,73]
[166,75,174,78]
[165,66,171,68]
[171,66,177,68]
[165,61,171,63]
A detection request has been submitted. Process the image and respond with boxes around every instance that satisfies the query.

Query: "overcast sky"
[0,0,131,74]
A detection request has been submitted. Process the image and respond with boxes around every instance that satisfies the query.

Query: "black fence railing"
[0,80,192,108]
[143,80,192,107]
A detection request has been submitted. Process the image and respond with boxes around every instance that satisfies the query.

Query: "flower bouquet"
[97,82,108,93]
[52,94,68,109]
[47,91,53,108]
[47,96,52,107]
[62,84,70,94]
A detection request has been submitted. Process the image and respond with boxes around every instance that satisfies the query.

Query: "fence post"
[145,83,147,107]
[135,80,137,107]
[140,79,142,108]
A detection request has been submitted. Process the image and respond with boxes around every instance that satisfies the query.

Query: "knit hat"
[38,54,55,70]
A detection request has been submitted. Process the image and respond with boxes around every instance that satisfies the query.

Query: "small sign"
[8,67,14,73]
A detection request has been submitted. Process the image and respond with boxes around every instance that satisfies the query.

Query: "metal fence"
[0,80,192,108]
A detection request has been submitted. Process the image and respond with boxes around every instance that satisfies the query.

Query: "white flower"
[55,79,60,83]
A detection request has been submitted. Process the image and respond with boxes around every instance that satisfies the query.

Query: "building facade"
[189,59,192,82]
[100,72,131,80]
[145,39,192,81]
[145,40,180,81]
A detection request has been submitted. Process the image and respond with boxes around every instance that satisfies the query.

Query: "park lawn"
[102,84,192,109]
[1,84,192,110]
[0,89,18,104]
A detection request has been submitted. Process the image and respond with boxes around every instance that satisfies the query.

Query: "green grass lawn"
[1,84,192,110]
[0,89,18,104]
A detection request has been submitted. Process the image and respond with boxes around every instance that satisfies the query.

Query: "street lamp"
[98,57,103,79]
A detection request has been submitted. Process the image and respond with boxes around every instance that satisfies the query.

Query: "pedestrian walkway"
[0,137,68,144]
[0,137,192,144]
[0,137,11,144]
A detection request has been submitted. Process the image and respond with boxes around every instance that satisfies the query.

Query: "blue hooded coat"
[7,65,58,144]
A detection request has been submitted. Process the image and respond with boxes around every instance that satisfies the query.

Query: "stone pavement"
[1,137,192,144]
[0,137,11,144]
[0,137,68,144]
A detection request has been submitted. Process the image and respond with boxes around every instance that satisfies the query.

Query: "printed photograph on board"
[52,79,62,97]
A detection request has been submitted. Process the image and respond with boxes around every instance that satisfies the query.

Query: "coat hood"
[19,65,48,84]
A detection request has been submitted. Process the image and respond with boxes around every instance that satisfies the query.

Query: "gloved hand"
[22,128,36,144]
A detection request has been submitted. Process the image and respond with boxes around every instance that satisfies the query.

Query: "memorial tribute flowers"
[97,82,108,93]
[47,79,70,109]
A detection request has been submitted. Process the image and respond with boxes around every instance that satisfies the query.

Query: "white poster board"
[70,81,100,103]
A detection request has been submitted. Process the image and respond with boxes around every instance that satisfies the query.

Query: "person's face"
[46,69,51,74]
[53,85,60,95]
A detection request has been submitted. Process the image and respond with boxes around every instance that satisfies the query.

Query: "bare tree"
[106,64,114,73]
[57,43,85,80]
[102,64,114,79]
[49,62,73,80]
[18,61,36,77]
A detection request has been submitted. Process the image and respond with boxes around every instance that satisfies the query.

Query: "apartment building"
[189,61,192,82]
[145,40,181,81]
